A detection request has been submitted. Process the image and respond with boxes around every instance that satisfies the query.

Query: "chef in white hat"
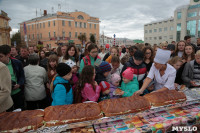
[135,48,176,95]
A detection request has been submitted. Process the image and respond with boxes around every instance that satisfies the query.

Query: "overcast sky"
[0,0,189,40]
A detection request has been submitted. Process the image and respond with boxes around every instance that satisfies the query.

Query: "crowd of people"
[1,35,200,113]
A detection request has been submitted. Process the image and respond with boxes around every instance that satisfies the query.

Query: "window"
[32,24,34,29]
[188,12,197,17]
[75,32,78,38]
[28,25,30,30]
[28,35,30,39]
[159,28,162,32]
[32,34,34,39]
[198,20,200,37]
[164,27,168,31]
[159,36,162,40]
[169,35,173,39]
[154,29,157,32]
[84,23,86,28]
[40,33,42,39]
[68,21,71,27]
[94,33,96,38]
[177,23,181,42]
[49,32,51,38]
[69,32,71,38]
[170,26,174,31]
[177,12,182,19]
[54,32,56,37]
[77,15,84,20]
[40,23,42,28]
[154,37,157,40]
[48,21,50,27]
[145,37,148,40]
[149,30,152,33]
[43,23,45,28]
[90,24,92,29]
[187,20,196,37]
[84,33,86,37]
[62,31,65,37]
[80,22,82,28]
[62,20,65,26]
[149,37,152,40]
[159,22,162,24]
[53,21,56,26]
[75,22,78,27]
[37,24,39,29]
[145,30,148,33]
[80,32,82,35]
[94,24,96,29]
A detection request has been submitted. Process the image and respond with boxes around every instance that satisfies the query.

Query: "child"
[110,73,121,99]
[51,63,73,106]
[95,61,111,84]
[98,81,111,101]
[78,65,101,102]
[119,68,139,97]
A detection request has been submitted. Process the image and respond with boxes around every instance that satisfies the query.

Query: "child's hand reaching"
[119,91,124,95]
[94,81,98,86]
[103,89,110,95]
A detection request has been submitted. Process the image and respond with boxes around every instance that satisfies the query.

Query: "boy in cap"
[51,63,73,106]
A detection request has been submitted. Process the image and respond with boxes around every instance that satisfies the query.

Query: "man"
[196,37,200,51]
[184,35,197,52]
[0,45,25,110]
[28,46,35,54]
[121,45,126,53]
[121,50,147,88]
[0,61,13,113]
[10,46,20,59]
[19,45,29,67]
[61,45,67,56]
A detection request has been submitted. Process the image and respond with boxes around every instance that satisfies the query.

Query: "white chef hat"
[154,48,171,64]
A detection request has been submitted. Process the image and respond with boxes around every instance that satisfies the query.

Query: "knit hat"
[122,68,134,80]
[99,61,111,73]
[99,81,110,92]
[167,44,175,51]
[56,63,71,77]
[111,73,121,85]
[154,48,171,64]
[134,50,144,61]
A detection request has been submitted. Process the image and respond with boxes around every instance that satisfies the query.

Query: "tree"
[11,31,21,46]
[78,34,87,46]
[90,34,96,43]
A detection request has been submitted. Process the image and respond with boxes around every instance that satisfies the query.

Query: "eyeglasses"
[145,52,151,55]
[91,51,98,54]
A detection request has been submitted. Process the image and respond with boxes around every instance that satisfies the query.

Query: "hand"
[13,84,20,90]
[134,90,143,96]
[103,90,110,95]
[94,81,98,86]
[174,83,179,90]
[46,83,50,89]
[120,91,124,95]
[190,81,198,87]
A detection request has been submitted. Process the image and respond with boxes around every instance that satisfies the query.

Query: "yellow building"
[0,10,11,45]
[20,11,100,48]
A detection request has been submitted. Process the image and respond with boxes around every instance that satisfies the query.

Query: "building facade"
[20,11,100,48]
[99,34,113,47]
[0,10,11,45]
[144,0,200,45]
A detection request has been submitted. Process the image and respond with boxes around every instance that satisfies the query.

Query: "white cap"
[154,48,171,64]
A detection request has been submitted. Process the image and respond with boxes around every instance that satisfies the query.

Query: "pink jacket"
[81,83,101,102]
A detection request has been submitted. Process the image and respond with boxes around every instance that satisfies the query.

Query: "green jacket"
[120,76,139,97]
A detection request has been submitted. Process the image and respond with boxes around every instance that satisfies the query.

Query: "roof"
[145,17,174,25]
[133,40,144,43]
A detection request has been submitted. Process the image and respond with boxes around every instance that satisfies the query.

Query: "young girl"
[47,54,58,83]
[182,44,195,63]
[119,68,139,97]
[61,44,80,66]
[79,44,101,73]
[77,65,101,102]
[174,41,186,58]
[109,73,121,99]
[103,46,119,63]
[143,46,154,72]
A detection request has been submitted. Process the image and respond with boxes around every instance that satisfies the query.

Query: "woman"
[135,48,176,95]
[24,54,47,110]
[98,46,106,60]
[174,41,186,58]
[61,44,79,66]
[39,50,48,70]
[143,46,154,72]
[103,46,119,62]
[182,44,195,63]
[79,44,101,73]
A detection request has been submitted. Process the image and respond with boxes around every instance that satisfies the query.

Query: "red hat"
[99,81,110,92]
[122,68,134,80]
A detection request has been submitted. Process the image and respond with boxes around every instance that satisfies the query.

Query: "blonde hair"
[159,41,168,49]
[168,56,182,66]
[196,50,200,56]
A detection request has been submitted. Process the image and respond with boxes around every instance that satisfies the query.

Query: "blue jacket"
[10,58,25,88]
[120,76,139,97]
[51,76,73,106]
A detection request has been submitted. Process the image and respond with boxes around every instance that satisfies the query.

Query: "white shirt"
[147,63,176,91]
[178,51,183,58]
[98,52,106,60]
